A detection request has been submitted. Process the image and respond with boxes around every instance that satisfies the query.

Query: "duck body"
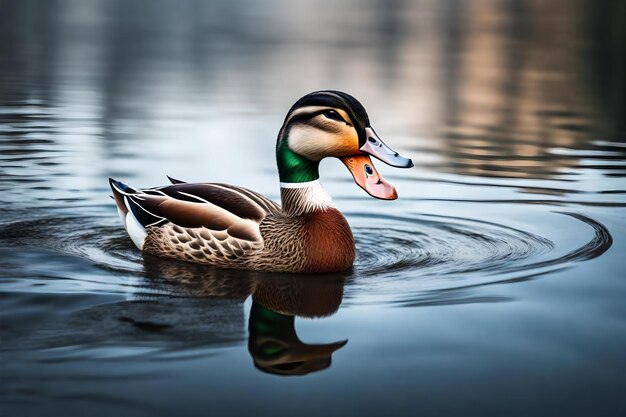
[109,90,412,273]
[110,178,355,273]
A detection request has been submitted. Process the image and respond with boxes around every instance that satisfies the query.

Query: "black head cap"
[284,90,371,146]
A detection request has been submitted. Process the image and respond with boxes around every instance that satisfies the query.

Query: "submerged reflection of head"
[248,274,346,376]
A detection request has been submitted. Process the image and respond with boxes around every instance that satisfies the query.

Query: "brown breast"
[302,208,355,273]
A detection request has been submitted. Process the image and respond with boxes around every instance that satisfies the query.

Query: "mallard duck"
[109,90,413,273]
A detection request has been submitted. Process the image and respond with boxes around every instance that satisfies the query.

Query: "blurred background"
[1,1,625,416]
[1,0,624,185]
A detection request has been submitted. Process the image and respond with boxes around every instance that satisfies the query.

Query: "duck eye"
[322,110,344,122]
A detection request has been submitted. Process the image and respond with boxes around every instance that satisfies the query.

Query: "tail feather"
[108,178,150,250]
[109,178,134,216]
[109,178,137,194]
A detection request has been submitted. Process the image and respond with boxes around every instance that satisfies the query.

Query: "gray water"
[1,1,625,416]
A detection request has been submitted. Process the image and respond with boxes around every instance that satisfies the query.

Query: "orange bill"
[340,154,398,200]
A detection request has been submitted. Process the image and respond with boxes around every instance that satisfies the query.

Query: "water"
[1,1,625,416]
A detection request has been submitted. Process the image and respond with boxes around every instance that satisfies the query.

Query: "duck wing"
[164,176,279,213]
[109,179,278,255]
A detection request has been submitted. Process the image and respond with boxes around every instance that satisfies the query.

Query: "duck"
[109,90,413,273]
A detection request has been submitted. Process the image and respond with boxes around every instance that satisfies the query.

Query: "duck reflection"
[249,302,346,376]
[143,254,348,376]
[249,276,346,376]
[3,255,348,377]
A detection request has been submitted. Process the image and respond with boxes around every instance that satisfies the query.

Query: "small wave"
[0,209,612,306]
[344,211,611,303]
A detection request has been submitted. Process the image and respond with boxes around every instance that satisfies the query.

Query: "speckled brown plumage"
[256,208,355,273]
[112,176,356,273]
[142,206,354,273]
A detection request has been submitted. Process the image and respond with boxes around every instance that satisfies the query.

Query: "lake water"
[1,1,625,416]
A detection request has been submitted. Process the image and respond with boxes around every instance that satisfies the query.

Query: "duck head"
[277,90,413,199]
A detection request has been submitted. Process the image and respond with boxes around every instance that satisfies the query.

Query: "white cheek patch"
[288,123,357,160]
[288,125,329,161]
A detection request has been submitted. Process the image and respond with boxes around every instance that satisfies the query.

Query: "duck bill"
[340,154,398,200]
[361,127,414,168]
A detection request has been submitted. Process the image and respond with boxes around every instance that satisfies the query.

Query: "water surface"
[1,1,626,416]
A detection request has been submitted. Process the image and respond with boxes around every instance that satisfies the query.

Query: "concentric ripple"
[345,211,612,304]
[352,213,554,277]
[0,208,612,306]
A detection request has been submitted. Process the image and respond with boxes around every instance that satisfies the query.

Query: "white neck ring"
[279,179,320,189]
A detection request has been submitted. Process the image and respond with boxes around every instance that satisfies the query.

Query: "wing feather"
[111,178,274,262]
[213,183,280,212]
[157,183,273,221]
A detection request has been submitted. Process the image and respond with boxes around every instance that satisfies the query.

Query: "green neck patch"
[276,135,320,183]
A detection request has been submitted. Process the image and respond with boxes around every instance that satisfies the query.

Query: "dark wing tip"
[109,178,131,214]
[108,177,119,189]
[109,178,136,194]
[166,175,186,184]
